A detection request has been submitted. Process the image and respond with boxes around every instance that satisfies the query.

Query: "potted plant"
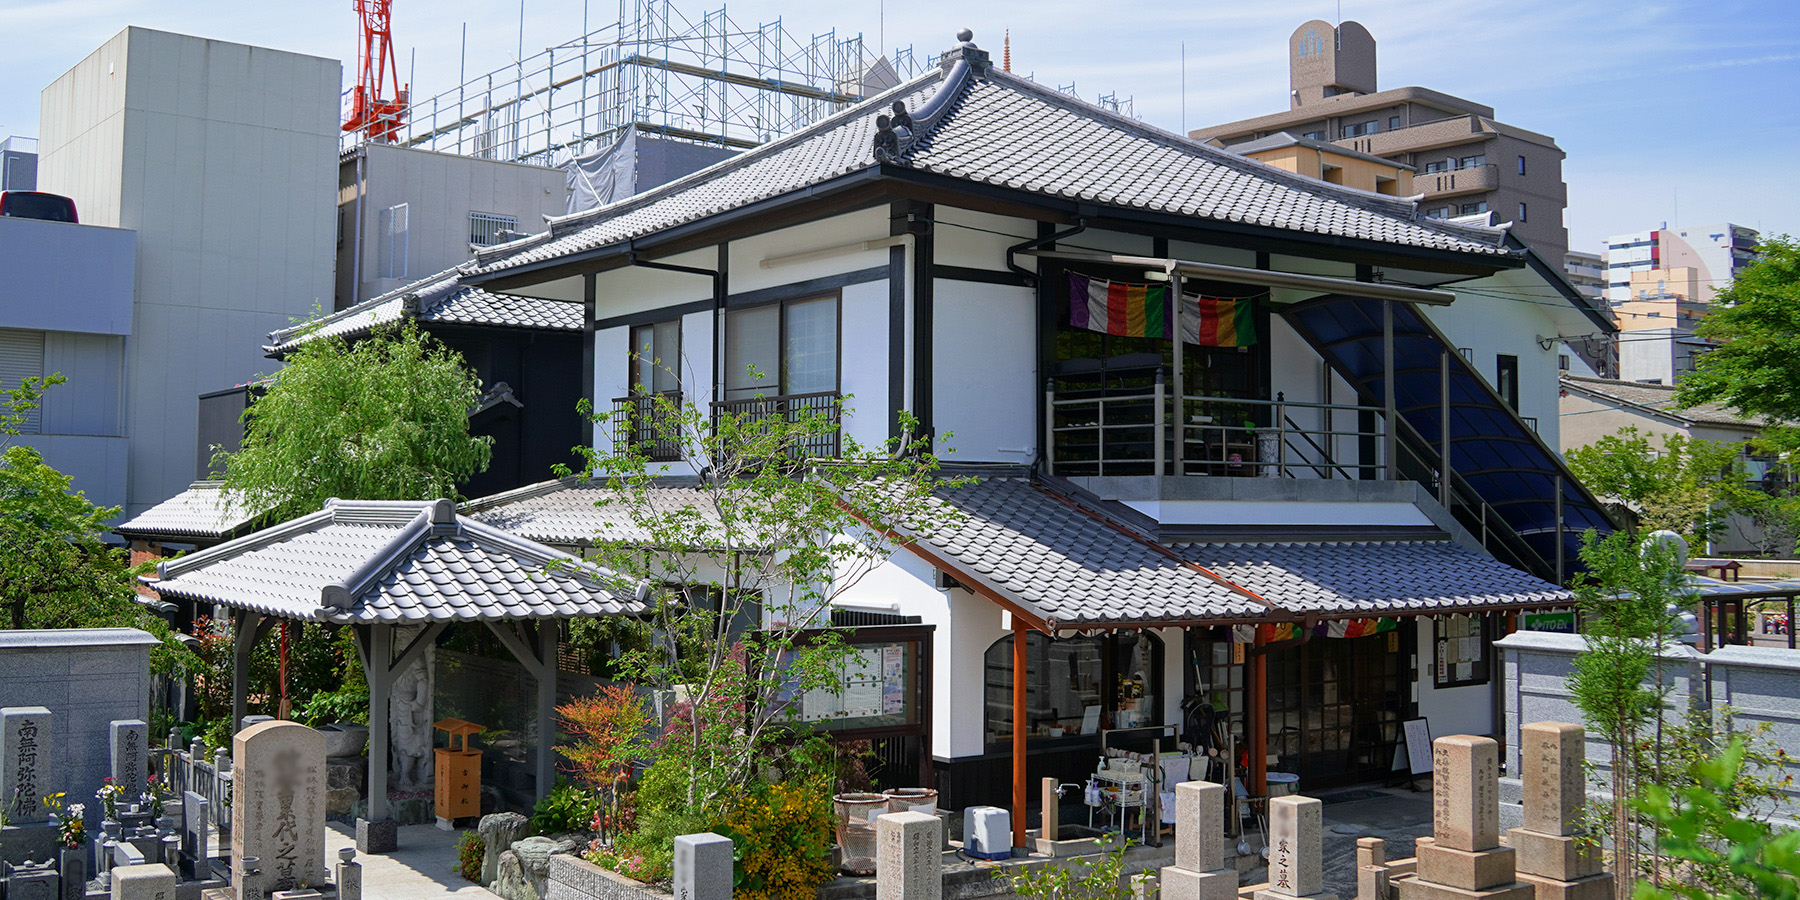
[58,802,86,876]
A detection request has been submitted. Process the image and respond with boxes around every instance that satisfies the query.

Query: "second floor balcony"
[612,389,844,463]
[1412,164,1497,199]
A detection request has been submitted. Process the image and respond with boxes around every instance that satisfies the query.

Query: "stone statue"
[388,626,434,790]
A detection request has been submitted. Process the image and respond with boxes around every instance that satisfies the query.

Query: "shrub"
[456,830,484,882]
[556,686,650,788]
[530,781,598,836]
[716,779,836,900]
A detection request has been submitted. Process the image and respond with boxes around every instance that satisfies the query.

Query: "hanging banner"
[1067,272,1258,347]
[1067,272,1172,339]
[1257,617,1397,643]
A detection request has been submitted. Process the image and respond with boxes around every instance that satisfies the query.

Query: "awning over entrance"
[1283,296,1616,579]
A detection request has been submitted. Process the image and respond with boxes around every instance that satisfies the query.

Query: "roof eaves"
[155,504,335,581]
[321,505,441,611]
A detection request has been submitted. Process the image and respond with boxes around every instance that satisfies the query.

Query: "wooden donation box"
[433,718,484,821]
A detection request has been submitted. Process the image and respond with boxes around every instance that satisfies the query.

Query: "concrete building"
[1227,131,1412,195]
[35,27,340,516]
[1190,19,1569,262]
[1618,326,1711,386]
[1602,222,1758,305]
[336,143,569,309]
[1563,250,1604,302]
[1,136,36,190]
[0,215,136,511]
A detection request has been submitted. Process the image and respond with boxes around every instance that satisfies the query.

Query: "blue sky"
[1,0,1794,253]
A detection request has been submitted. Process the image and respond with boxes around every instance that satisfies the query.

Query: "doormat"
[1315,789,1385,806]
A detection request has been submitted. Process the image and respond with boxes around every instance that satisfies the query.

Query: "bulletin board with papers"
[1431,613,1492,689]
[775,631,926,732]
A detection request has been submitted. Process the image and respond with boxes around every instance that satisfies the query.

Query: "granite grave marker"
[232,722,326,894]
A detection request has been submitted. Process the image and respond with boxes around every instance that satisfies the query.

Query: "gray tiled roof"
[911,477,1272,630]
[1174,540,1568,615]
[149,499,645,624]
[115,482,265,542]
[473,55,1511,277]
[461,476,735,548]
[1560,374,1763,428]
[265,268,581,355]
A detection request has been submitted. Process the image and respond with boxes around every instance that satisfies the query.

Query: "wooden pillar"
[1250,630,1267,798]
[361,624,395,822]
[1011,618,1028,849]
[231,611,272,734]
[535,622,559,804]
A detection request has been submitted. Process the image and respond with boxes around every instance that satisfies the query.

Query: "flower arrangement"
[58,803,85,849]
[95,779,126,820]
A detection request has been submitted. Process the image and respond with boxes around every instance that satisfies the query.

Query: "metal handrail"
[711,390,842,460]
[1046,383,1390,479]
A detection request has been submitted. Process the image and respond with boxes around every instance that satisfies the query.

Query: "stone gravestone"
[111,720,149,797]
[1506,722,1613,899]
[1161,781,1236,900]
[334,848,362,900]
[232,722,327,895]
[5,860,60,900]
[672,833,733,900]
[111,863,175,900]
[1255,796,1331,900]
[1399,735,1531,900]
[875,810,940,900]
[181,792,210,880]
[2,707,52,824]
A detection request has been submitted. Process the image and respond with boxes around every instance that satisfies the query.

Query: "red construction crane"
[343,0,408,142]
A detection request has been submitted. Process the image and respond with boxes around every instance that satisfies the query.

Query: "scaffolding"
[346,0,933,166]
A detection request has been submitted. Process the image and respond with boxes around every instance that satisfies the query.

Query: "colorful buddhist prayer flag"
[1067,272,1172,339]
[1257,618,1397,643]
[1181,295,1258,348]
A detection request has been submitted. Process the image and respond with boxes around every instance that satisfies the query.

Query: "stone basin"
[318,723,369,758]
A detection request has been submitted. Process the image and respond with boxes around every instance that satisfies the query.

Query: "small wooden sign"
[433,718,484,822]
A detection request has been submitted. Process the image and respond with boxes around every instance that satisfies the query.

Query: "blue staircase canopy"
[1283,296,1616,580]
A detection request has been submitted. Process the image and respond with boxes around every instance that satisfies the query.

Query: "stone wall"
[0,628,158,806]
[546,854,670,900]
[1496,632,1800,828]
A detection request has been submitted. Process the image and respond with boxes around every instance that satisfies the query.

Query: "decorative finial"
[957,28,973,42]
[1004,30,1011,72]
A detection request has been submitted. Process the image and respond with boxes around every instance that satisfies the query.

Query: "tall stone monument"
[1255,795,1334,900]
[2,707,52,824]
[1507,722,1613,900]
[111,720,149,796]
[1160,781,1237,900]
[232,722,327,894]
[1399,735,1532,900]
[875,810,941,900]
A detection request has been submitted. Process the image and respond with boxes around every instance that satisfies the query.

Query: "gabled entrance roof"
[148,498,646,624]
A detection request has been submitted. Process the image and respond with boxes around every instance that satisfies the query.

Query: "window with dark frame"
[983,632,1163,747]
[629,320,682,395]
[1518,202,1528,222]
[1431,613,1491,688]
[724,293,840,400]
[1496,354,1519,411]
[1517,155,1527,175]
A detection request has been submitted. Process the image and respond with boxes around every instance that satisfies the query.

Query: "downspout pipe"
[1007,221,1086,286]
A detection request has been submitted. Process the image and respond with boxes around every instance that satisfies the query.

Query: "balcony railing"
[1045,378,1389,479]
[612,391,685,461]
[711,390,842,460]
[1412,163,1498,198]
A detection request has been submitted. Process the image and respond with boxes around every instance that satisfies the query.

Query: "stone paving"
[324,822,498,900]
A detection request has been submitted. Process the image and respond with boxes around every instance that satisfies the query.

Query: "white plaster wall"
[1412,617,1495,740]
[593,324,630,452]
[679,309,716,413]
[945,589,1009,759]
[590,250,716,320]
[38,27,340,515]
[725,209,890,295]
[839,279,890,451]
[932,279,1036,463]
[1425,266,1591,452]
[931,207,1034,270]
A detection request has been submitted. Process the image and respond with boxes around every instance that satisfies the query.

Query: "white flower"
[67,803,85,817]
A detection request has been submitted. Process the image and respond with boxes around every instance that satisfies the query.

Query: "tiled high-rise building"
[1191,19,1568,262]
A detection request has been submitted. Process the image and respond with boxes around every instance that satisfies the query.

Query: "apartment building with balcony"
[448,32,1616,836]
[1190,20,1568,262]
[1602,222,1758,306]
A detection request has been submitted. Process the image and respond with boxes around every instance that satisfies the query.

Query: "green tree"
[1565,427,1754,546]
[570,362,964,873]
[1633,736,1800,900]
[1676,235,1800,444]
[215,320,493,523]
[0,375,192,673]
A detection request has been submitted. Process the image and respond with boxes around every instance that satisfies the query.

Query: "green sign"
[1521,611,1577,634]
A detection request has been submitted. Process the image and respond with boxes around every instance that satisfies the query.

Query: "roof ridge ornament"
[874,30,984,164]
